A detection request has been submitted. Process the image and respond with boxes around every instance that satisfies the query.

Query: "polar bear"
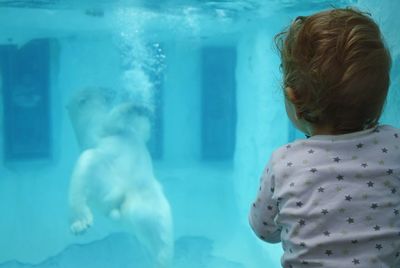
[67,88,173,268]
[66,87,116,150]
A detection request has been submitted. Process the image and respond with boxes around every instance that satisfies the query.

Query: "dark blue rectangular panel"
[1,39,51,161]
[201,46,237,160]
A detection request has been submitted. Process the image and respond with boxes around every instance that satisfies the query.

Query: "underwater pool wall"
[162,42,202,162]
[0,21,122,263]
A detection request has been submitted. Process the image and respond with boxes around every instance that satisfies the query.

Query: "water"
[0,0,398,267]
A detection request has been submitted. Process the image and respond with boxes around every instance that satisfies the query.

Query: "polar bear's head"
[66,87,116,150]
[101,102,152,143]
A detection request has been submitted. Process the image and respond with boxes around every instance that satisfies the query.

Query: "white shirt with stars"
[249,125,400,268]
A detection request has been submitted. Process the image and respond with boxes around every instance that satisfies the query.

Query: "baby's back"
[272,125,400,268]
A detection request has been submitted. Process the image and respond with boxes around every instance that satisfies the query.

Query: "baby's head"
[276,8,391,135]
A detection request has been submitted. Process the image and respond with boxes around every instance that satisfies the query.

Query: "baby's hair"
[275,7,392,133]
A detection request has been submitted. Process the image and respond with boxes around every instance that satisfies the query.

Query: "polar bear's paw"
[70,209,93,235]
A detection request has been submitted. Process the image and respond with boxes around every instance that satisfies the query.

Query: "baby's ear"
[284,87,297,103]
[285,87,304,119]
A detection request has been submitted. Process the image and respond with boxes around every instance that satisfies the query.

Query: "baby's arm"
[69,149,97,235]
[249,162,281,243]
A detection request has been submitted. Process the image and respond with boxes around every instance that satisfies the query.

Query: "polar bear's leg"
[104,189,125,220]
[69,149,99,235]
[120,193,173,268]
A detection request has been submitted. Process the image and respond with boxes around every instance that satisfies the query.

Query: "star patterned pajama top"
[249,125,400,268]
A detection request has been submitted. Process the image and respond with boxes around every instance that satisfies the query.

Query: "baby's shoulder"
[377,124,400,137]
[273,138,309,154]
[269,139,310,165]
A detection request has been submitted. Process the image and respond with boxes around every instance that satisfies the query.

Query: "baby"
[249,8,399,268]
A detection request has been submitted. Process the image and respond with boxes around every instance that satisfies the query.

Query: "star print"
[296,201,303,207]
[270,187,274,192]
[300,242,306,247]
[376,244,383,250]
[361,163,368,168]
[301,261,309,265]
[299,219,306,226]
[287,162,293,167]
[367,181,374,187]
[352,258,360,265]
[396,252,400,257]
[356,143,363,148]
[325,250,333,256]
[382,148,388,153]
[310,168,317,173]
[345,195,352,201]
[333,157,341,162]
[370,203,378,209]
[351,240,358,244]
[323,231,330,236]
[286,145,291,149]
[267,205,273,210]
[394,209,399,215]
[321,209,329,215]
[373,225,380,231]
[290,182,295,187]
[262,221,268,226]
[318,187,325,192]
[395,133,399,138]
[337,175,344,181]
[347,217,354,224]
[387,169,393,175]
[392,188,397,194]
[308,149,314,154]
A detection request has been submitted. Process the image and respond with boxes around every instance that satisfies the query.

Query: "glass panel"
[0,1,398,268]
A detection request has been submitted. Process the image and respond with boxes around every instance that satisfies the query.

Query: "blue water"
[0,0,398,267]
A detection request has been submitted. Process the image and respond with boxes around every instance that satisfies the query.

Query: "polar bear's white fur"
[67,88,173,267]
